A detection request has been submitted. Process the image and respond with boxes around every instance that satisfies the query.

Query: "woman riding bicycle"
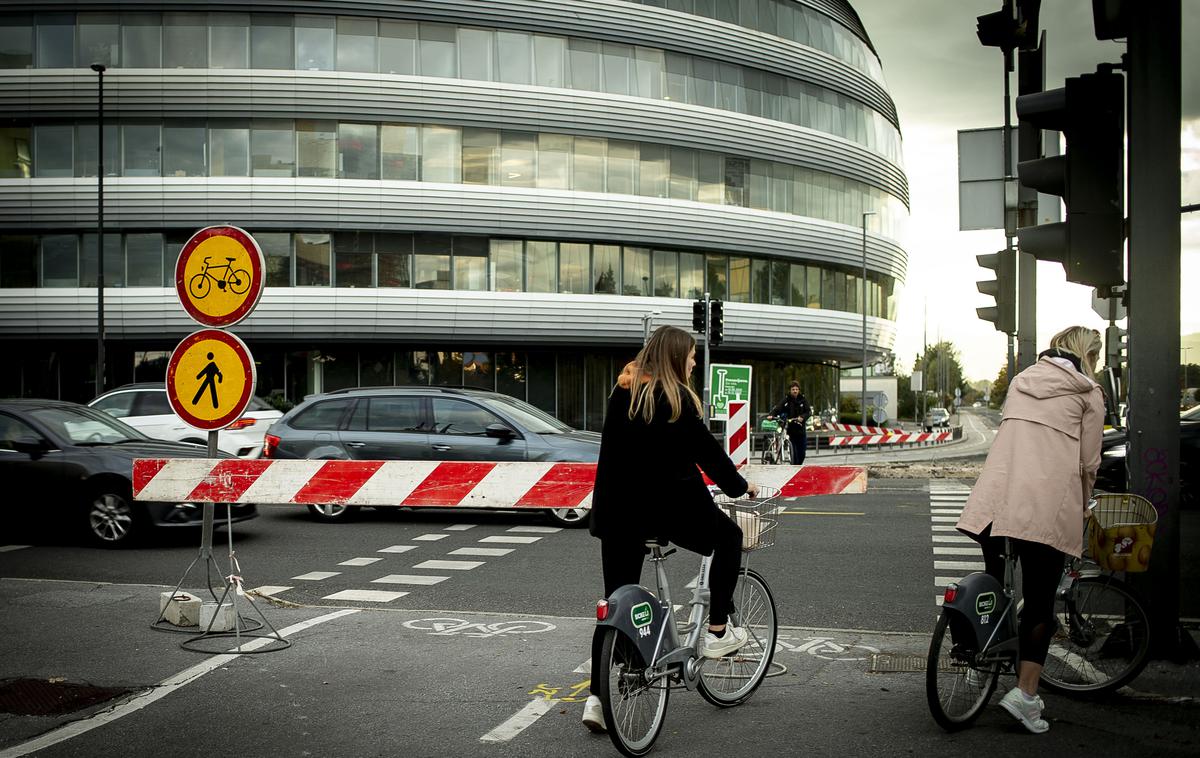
[956,326,1104,734]
[581,325,758,733]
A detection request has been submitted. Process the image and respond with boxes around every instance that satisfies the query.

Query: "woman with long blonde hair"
[581,325,758,733]
[957,325,1104,733]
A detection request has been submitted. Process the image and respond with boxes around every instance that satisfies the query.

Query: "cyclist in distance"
[956,326,1105,734]
[581,324,758,734]
[766,381,812,465]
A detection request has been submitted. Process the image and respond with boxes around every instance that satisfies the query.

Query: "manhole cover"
[867,653,944,674]
[0,678,134,716]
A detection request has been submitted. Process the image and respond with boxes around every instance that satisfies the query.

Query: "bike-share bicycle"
[759,416,802,465]
[592,487,781,756]
[927,493,1155,731]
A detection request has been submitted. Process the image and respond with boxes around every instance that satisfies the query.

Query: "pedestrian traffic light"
[976,250,1016,334]
[709,300,724,346]
[1015,69,1125,288]
[1105,324,1127,373]
[692,299,706,334]
[976,0,1040,52]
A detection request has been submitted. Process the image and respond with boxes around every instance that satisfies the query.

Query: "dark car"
[1095,404,1199,507]
[264,386,601,527]
[0,399,257,547]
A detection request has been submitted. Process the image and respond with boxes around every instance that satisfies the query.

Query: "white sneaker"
[581,695,606,733]
[703,624,750,659]
[999,687,1049,734]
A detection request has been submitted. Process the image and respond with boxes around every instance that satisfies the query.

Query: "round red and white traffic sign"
[174,226,265,327]
[166,329,257,432]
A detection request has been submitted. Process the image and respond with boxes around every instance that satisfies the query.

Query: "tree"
[991,365,1009,408]
[913,341,966,410]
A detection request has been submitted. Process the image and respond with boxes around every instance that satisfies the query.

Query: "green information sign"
[709,363,752,421]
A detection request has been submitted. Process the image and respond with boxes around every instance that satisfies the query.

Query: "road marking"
[413,534,449,542]
[929,481,973,605]
[935,576,966,586]
[782,510,865,516]
[933,547,981,555]
[931,525,960,532]
[0,545,30,553]
[931,508,963,514]
[413,559,484,570]
[378,545,417,554]
[506,526,562,533]
[292,571,340,581]
[573,658,591,674]
[479,535,542,544]
[932,534,975,543]
[0,608,358,758]
[448,547,514,557]
[372,574,449,585]
[250,585,293,596]
[322,589,408,602]
[934,560,985,571]
[479,698,556,743]
[930,516,959,522]
[445,524,476,531]
[338,557,382,567]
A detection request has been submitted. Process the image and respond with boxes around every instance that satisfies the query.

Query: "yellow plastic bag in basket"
[1087,494,1157,572]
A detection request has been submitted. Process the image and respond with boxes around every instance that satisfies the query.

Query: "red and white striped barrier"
[826,431,953,447]
[824,422,904,435]
[726,400,750,468]
[132,459,867,506]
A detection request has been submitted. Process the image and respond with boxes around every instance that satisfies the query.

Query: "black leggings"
[599,505,743,626]
[972,525,1065,667]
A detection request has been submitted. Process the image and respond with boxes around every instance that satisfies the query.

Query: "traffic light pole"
[702,291,711,423]
[1126,1,1190,659]
[1015,40,1043,373]
[1001,48,1018,383]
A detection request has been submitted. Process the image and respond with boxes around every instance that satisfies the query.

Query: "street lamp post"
[1184,347,1193,394]
[861,211,875,426]
[641,309,662,345]
[91,62,106,395]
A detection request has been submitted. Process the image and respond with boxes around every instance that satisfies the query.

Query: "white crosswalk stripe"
[928,482,984,603]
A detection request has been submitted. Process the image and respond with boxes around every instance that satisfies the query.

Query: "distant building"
[0,1,908,428]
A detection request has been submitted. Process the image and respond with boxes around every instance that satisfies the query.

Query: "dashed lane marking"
[372,574,449,586]
[338,557,382,566]
[933,547,980,555]
[445,524,476,531]
[506,526,562,534]
[932,534,975,543]
[293,571,341,581]
[479,536,542,544]
[413,534,450,542]
[479,699,556,743]
[449,547,514,557]
[251,585,293,596]
[412,559,485,571]
[378,545,418,554]
[322,589,409,602]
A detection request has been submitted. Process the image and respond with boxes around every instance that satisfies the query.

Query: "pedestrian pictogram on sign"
[166,329,257,431]
[175,226,265,328]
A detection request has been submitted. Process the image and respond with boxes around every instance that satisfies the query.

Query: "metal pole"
[702,292,711,423]
[1127,0,1186,658]
[91,63,106,395]
[1002,49,1019,381]
[861,212,874,426]
[1016,40,1043,373]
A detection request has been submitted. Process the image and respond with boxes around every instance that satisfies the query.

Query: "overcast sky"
[853,0,1200,381]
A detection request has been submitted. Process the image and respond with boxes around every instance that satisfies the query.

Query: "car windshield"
[30,406,148,445]
[479,395,572,434]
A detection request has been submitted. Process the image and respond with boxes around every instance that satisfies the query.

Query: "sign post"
[709,364,752,467]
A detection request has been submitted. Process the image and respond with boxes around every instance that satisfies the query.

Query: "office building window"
[453,236,488,291]
[496,31,532,85]
[250,120,294,177]
[121,13,161,68]
[74,123,118,178]
[162,12,207,68]
[294,15,333,71]
[420,125,461,183]
[210,124,249,176]
[121,124,161,177]
[593,244,620,295]
[162,124,206,177]
[297,120,336,178]
[419,23,456,78]
[458,27,494,82]
[251,15,292,69]
[680,252,704,299]
[295,232,330,286]
[80,233,124,288]
[622,247,650,296]
[209,13,249,68]
[257,231,292,287]
[0,16,34,69]
[376,232,412,287]
[559,242,589,294]
[33,125,73,178]
[414,233,451,289]
[339,123,379,180]
[526,240,557,293]
[379,20,416,74]
[652,249,677,297]
[491,239,523,293]
[334,231,373,288]
[77,12,119,68]
[125,233,164,287]
[381,124,420,180]
[40,235,77,287]
[0,235,37,288]
[337,17,377,73]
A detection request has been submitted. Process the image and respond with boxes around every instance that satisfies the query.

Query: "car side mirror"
[12,434,48,457]
[485,423,517,440]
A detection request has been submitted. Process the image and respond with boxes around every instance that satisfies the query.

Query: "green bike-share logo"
[975,592,997,616]
[631,602,653,628]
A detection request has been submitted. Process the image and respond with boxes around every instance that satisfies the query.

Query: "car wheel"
[86,487,142,547]
[306,504,360,523]
[544,507,590,529]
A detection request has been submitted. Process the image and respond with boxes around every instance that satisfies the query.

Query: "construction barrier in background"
[824,422,904,435]
[133,459,867,507]
[826,431,953,447]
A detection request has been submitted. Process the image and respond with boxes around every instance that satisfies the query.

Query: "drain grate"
[867,653,945,674]
[0,678,134,716]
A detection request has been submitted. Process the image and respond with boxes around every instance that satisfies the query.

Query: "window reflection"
[295,232,331,286]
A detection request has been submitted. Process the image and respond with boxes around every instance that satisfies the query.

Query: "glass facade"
[12,119,906,236]
[0,12,900,161]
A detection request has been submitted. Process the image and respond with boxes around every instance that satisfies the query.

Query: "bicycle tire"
[228,268,252,295]
[697,568,777,707]
[1040,576,1151,695]
[188,273,211,299]
[760,439,776,465]
[780,437,791,465]
[926,611,1000,731]
[594,627,669,757]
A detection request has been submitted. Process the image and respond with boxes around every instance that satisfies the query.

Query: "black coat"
[589,384,748,540]
[770,394,812,428]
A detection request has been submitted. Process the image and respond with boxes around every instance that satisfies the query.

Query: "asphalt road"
[3,470,1198,758]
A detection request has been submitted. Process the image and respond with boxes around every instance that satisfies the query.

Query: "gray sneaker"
[582,695,606,733]
[999,687,1049,734]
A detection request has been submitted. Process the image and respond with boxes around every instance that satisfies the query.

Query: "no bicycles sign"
[175,225,265,328]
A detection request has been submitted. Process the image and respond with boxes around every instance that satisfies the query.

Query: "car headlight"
[1102,446,1127,459]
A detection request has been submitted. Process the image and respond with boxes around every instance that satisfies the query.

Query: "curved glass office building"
[0,0,907,428]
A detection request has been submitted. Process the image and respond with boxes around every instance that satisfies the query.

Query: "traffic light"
[976,0,1040,51]
[1105,324,1127,373]
[692,299,706,334]
[976,250,1016,334]
[708,300,724,346]
[1015,69,1125,288]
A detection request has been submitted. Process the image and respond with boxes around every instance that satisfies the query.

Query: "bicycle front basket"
[759,418,779,432]
[714,486,780,551]
[1087,493,1157,573]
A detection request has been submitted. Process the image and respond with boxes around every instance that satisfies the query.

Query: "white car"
[89,383,282,458]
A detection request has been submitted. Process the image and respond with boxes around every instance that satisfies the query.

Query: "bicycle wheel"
[594,627,669,757]
[1040,576,1151,695]
[188,273,210,299]
[228,268,251,294]
[926,611,1000,731]
[760,438,776,465]
[780,437,792,465]
[698,569,777,707]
